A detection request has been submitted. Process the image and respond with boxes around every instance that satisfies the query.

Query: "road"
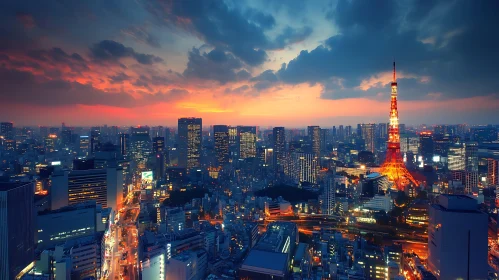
[102,188,141,280]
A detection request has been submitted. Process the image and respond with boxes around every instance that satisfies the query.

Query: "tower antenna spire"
[393,61,396,82]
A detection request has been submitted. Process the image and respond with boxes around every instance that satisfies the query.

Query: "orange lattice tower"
[380,62,418,190]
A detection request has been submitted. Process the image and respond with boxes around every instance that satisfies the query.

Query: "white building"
[165,250,207,280]
[428,195,487,279]
[141,250,166,280]
[363,194,393,212]
[323,172,336,215]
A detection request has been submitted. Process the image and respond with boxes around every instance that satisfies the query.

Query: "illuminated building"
[419,131,434,163]
[428,195,487,280]
[153,136,165,154]
[140,250,166,280]
[361,123,376,153]
[159,207,185,233]
[0,122,13,139]
[130,126,151,163]
[307,126,321,157]
[119,133,129,156]
[448,144,465,171]
[237,126,257,159]
[90,126,100,155]
[44,134,57,153]
[323,171,336,215]
[61,128,72,148]
[79,135,90,156]
[178,118,202,170]
[464,142,478,193]
[488,158,499,187]
[50,167,123,210]
[213,125,229,167]
[228,126,237,145]
[363,193,393,212]
[165,250,207,280]
[285,152,319,184]
[380,63,418,190]
[273,127,285,173]
[361,172,389,198]
[0,182,35,280]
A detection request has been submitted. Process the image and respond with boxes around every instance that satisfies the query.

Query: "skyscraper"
[307,126,321,157]
[119,133,129,156]
[323,171,336,216]
[428,195,487,279]
[178,118,202,170]
[90,126,100,155]
[0,182,35,280]
[465,142,478,193]
[272,127,285,174]
[213,125,229,167]
[338,125,344,141]
[130,126,151,164]
[0,122,14,139]
[488,158,499,187]
[153,136,165,154]
[419,131,434,163]
[361,123,376,153]
[238,126,256,159]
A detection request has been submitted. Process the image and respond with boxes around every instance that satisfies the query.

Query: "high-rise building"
[273,127,285,174]
[153,136,165,154]
[130,126,151,163]
[79,135,90,157]
[61,129,72,147]
[51,167,123,210]
[178,118,202,170]
[307,126,321,157]
[0,182,35,280]
[428,195,487,279]
[90,126,100,155]
[285,152,319,184]
[323,171,336,215]
[338,125,344,141]
[213,125,229,167]
[119,133,129,156]
[238,126,257,159]
[361,123,376,153]
[465,142,478,193]
[159,207,186,233]
[419,131,434,163]
[0,122,14,139]
[345,125,352,138]
[448,144,465,171]
[488,158,499,187]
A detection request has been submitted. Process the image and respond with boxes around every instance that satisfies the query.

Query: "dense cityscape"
[1,1,499,280]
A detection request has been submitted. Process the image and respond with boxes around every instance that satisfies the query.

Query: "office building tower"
[159,207,186,233]
[273,127,285,173]
[345,125,352,138]
[419,131,434,162]
[228,126,237,146]
[79,135,90,156]
[178,118,202,170]
[465,142,478,193]
[36,202,103,250]
[130,126,151,163]
[165,250,207,280]
[332,126,337,140]
[285,152,319,184]
[238,126,257,159]
[338,125,344,141]
[320,128,329,155]
[307,126,321,157]
[361,123,376,153]
[153,137,165,154]
[0,182,35,280]
[140,249,166,280]
[428,195,487,279]
[90,127,100,155]
[119,133,129,156]
[51,167,123,211]
[0,122,14,139]
[323,171,336,215]
[448,144,465,171]
[213,125,229,167]
[378,123,388,139]
[488,158,499,187]
[61,129,72,147]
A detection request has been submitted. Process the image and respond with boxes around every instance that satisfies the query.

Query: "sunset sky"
[1,0,498,126]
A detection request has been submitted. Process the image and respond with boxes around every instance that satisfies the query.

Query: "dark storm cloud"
[122,26,161,48]
[147,0,312,66]
[277,0,499,100]
[27,47,89,73]
[108,72,130,84]
[90,40,163,65]
[183,48,250,84]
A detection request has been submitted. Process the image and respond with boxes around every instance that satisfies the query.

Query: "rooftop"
[0,182,32,192]
[241,249,288,275]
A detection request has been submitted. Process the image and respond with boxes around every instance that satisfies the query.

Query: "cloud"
[16,13,36,29]
[122,26,161,48]
[183,48,250,84]
[108,72,130,84]
[90,40,164,65]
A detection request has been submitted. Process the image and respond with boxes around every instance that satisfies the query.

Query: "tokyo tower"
[380,62,418,190]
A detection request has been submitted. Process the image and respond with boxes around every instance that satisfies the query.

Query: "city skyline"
[1,1,499,126]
